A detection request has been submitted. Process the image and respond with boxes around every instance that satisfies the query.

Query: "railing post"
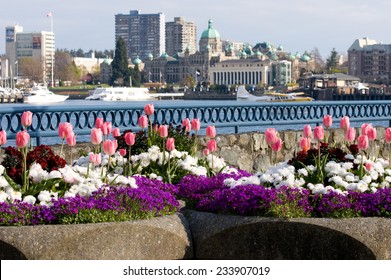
[36,136,42,146]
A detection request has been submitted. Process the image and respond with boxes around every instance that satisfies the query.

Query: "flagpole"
[47,12,54,86]
[51,14,54,87]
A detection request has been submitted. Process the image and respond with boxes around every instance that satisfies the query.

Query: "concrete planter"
[0,213,192,260]
[184,210,391,260]
[2,210,391,260]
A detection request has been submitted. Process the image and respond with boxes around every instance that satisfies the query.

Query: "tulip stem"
[127,146,132,176]
[21,146,28,194]
[60,138,64,157]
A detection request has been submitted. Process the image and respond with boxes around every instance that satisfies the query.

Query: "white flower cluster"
[0,158,138,205]
[224,154,391,195]
[0,146,236,206]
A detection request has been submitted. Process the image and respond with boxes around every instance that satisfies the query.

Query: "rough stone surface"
[0,213,193,260]
[238,134,251,147]
[184,210,391,260]
[17,127,389,173]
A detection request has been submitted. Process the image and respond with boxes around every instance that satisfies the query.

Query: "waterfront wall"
[44,127,389,173]
[199,127,388,172]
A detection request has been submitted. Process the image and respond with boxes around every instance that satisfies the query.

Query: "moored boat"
[23,85,69,104]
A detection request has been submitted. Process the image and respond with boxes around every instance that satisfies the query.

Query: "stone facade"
[348,37,391,84]
[197,127,388,173]
[46,127,389,174]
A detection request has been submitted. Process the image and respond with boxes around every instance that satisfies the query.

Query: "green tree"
[326,48,338,72]
[131,64,141,87]
[110,37,130,86]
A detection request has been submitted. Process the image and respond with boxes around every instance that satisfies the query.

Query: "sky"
[1,0,390,59]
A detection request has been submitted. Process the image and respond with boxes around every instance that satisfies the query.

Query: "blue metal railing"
[1,100,391,145]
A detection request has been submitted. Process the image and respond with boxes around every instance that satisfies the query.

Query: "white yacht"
[88,87,156,101]
[23,85,69,104]
[85,87,109,100]
[236,85,313,102]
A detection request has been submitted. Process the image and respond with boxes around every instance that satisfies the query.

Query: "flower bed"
[1,107,391,259]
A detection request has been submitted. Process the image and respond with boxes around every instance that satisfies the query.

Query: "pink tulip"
[385,128,391,144]
[323,115,332,128]
[144,104,155,116]
[112,127,121,138]
[0,130,6,146]
[66,132,76,147]
[357,135,369,150]
[89,153,102,165]
[166,137,175,151]
[101,121,112,135]
[265,128,278,145]
[159,125,168,138]
[182,118,191,132]
[203,148,210,156]
[367,126,376,141]
[314,126,324,141]
[119,148,127,157]
[271,138,283,152]
[340,116,350,130]
[21,111,33,128]
[207,139,217,153]
[138,115,148,129]
[124,132,136,146]
[303,125,312,138]
[191,118,201,131]
[345,127,356,143]
[95,117,104,129]
[103,139,118,155]
[58,122,73,139]
[299,137,311,152]
[16,131,30,149]
[90,128,103,145]
[95,118,104,128]
[365,162,372,171]
[361,123,372,136]
[206,125,216,138]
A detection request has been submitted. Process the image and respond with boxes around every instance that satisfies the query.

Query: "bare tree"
[18,57,44,82]
[55,51,80,83]
[310,47,326,73]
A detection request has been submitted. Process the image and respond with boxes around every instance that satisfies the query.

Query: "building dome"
[103,59,111,65]
[148,53,153,61]
[300,52,311,62]
[201,19,221,39]
[160,52,168,59]
[133,56,142,64]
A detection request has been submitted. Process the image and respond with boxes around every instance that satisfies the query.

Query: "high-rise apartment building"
[5,25,55,83]
[348,37,391,84]
[165,17,197,56]
[115,10,165,61]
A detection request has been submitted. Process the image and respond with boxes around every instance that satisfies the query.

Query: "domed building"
[199,19,223,54]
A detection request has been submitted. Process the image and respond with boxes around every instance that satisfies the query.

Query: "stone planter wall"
[22,127,387,174]
[1,210,391,260]
[198,127,389,173]
[0,213,193,260]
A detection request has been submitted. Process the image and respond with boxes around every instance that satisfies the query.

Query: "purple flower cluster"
[0,177,179,226]
[177,170,251,208]
[177,174,391,218]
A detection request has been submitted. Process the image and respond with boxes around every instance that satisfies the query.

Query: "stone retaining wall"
[1,210,391,260]
[199,127,388,173]
[41,127,388,174]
